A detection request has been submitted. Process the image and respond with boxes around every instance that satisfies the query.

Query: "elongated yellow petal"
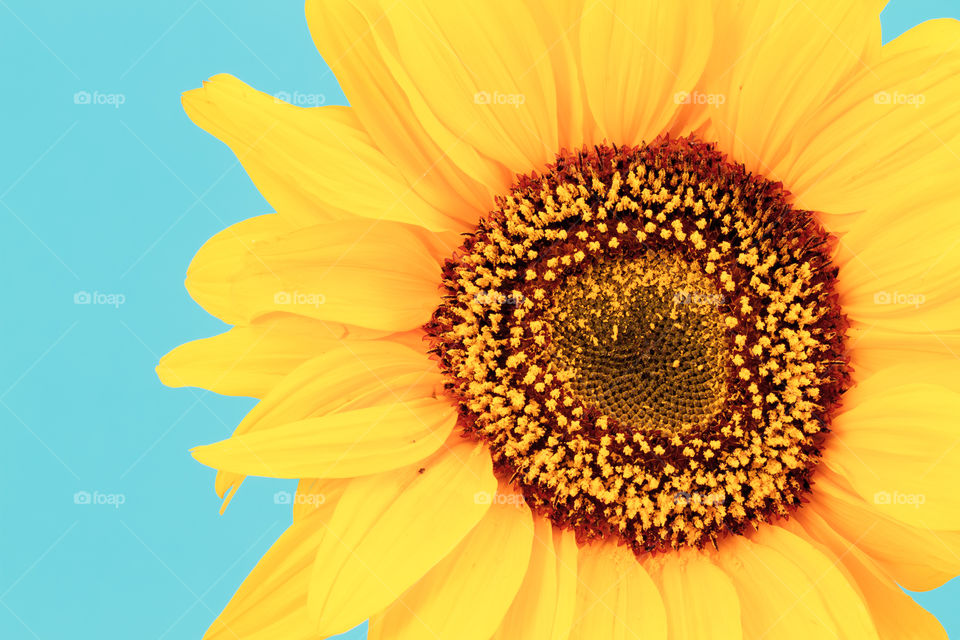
[368,491,535,640]
[525,0,587,152]
[292,478,349,522]
[490,515,578,640]
[835,195,960,335]
[191,395,455,478]
[185,215,443,331]
[182,213,291,324]
[795,508,948,640]
[849,327,960,383]
[716,526,879,639]
[182,73,462,232]
[579,0,712,147]
[649,551,742,640]
[203,486,342,640]
[809,466,960,591]
[785,19,960,224]
[307,440,497,636]
[209,340,439,503]
[698,0,880,182]
[225,342,438,437]
[823,365,960,530]
[156,313,388,398]
[305,0,496,225]
[371,0,571,179]
[551,526,580,640]
[569,542,667,640]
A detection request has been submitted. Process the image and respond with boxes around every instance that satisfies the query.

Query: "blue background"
[1,1,957,638]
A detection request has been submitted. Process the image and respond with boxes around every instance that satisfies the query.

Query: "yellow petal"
[699,0,880,181]
[849,326,960,384]
[203,491,341,640]
[182,212,291,324]
[822,364,960,530]
[783,19,960,225]
[579,0,712,147]
[292,478,349,522]
[569,542,667,640]
[551,526,580,640]
[527,0,588,152]
[374,0,572,179]
[182,73,461,232]
[225,341,437,437]
[716,525,879,639]
[307,440,497,637]
[648,550,741,640]
[368,491,535,640]
[306,0,496,226]
[795,506,948,640]
[208,340,440,503]
[808,466,960,591]
[185,214,443,331]
[156,313,388,398]
[191,395,455,478]
[490,515,578,640]
[834,191,960,335]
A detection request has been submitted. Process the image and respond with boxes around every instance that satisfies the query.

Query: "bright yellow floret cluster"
[426,138,849,552]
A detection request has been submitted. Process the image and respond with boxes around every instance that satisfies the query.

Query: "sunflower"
[158,0,960,638]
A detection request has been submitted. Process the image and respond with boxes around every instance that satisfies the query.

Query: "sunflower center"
[549,253,728,432]
[426,137,850,553]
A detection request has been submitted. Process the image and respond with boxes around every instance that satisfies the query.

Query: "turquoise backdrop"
[1,1,957,637]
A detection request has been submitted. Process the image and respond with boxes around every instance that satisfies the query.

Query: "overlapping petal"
[368,490,534,640]
[183,73,462,231]
[184,214,443,332]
